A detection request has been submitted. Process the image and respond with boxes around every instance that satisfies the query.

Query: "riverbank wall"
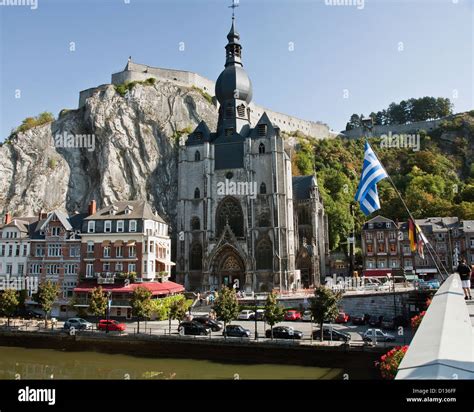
[0,330,383,379]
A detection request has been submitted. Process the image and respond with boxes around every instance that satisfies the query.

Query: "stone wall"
[79,63,330,140]
[342,119,446,139]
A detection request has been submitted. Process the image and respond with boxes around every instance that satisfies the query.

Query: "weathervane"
[228,0,239,18]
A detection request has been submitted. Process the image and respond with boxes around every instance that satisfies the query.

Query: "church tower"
[215,16,253,137]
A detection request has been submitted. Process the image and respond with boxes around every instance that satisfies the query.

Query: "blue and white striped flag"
[354,142,388,216]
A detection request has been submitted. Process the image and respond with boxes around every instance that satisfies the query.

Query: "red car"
[97,319,126,332]
[284,310,302,321]
[335,312,350,324]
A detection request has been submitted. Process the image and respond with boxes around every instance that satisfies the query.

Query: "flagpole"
[368,142,450,281]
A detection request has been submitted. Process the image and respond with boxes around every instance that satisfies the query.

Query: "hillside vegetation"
[293,112,474,250]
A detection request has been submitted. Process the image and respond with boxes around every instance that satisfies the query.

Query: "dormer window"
[259,143,265,154]
[104,220,112,233]
[237,104,245,117]
[117,220,124,232]
[257,124,267,136]
[87,221,95,233]
[195,132,203,140]
[125,205,134,215]
[109,206,118,215]
[129,220,137,232]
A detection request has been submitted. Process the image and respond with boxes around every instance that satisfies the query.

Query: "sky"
[0,0,473,139]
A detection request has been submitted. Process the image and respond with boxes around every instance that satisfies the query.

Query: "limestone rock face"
[0,82,218,226]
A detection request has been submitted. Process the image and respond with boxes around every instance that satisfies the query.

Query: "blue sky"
[0,0,472,139]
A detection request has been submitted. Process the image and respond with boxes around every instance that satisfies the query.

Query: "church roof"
[292,176,317,200]
[185,121,212,146]
[85,200,166,223]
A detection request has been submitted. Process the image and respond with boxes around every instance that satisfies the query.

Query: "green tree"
[169,297,189,334]
[130,286,152,333]
[33,281,60,327]
[310,286,342,341]
[264,292,285,340]
[213,287,239,337]
[0,289,19,327]
[89,287,108,326]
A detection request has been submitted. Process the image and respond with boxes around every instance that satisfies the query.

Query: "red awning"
[73,280,184,295]
[362,269,394,277]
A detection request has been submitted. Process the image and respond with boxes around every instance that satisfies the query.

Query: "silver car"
[63,318,93,330]
[363,328,395,342]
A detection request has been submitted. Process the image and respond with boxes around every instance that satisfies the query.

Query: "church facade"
[176,16,328,292]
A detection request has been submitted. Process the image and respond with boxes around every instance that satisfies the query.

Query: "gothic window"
[216,197,244,237]
[260,182,267,195]
[195,151,201,161]
[191,217,200,231]
[258,213,270,227]
[237,104,245,117]
[194,188,200,199]
[257,124,267,136]
[256,239,272,270]
[298,208,310,225]
[258,142,265,154]
[190,243,202,270]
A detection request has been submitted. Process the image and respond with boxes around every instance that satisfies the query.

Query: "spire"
[224,16,242,67]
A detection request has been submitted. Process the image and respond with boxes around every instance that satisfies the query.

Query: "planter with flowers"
[375,345,409,379]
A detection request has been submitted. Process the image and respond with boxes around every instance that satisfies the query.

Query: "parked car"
[14,309,43,319]
[312,327,351,342]
[416,279,440,290]
[265,326,303,339]
[178,321,211,336]
[63,318,93,330]
[254,309,265,321]
[237,310,255,320]
[334,312,350,324]
[363,328,395,342]
[368,315,384,327]
[284,310,301,321]
[223,324,250,338]
[193,317,223,331]
[302,310,313,322]
[97,319,126,332]
[351,314,366,325]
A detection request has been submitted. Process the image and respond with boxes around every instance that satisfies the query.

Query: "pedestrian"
[456,258,472,300]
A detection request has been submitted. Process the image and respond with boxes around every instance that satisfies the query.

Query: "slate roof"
[84,200,166,224]
[292,175,317,200]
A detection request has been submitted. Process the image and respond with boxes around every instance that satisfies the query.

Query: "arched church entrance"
[210,245,246,290]
[296,254,312,289]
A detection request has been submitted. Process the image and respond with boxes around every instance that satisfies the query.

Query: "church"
[176,14,328,293]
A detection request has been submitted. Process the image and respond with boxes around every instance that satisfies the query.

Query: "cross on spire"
[228,0,239,18]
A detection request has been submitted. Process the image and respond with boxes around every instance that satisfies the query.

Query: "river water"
[0,346,342,380]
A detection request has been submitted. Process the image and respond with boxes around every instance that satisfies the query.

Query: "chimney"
[4,212,12,225]
[88,200,97,216]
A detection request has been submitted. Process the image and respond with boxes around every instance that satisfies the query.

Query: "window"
[115,246,123,257]
[8,245,13,256]
[225,128,234,136]
[194,188,200,199]
[48,244,62,257]
[117,220,124,232]
[225,105,233,118]
[6,264,12,275]
[0,245,4,256]
[103,262,111,272]
[52,227,61,236]
[47,264,59,276]
[104,220,112,233]
[368,223,374,229]
[87,221,95,233]
[129,220,137,232]
[376,232,384,241]
[30,264,42,275]
[129,246,136,257]
[18,264,24,275]
[377,260,386,268]
[103,246,110,258]
[87,241,94,253]
[190,243,202,270]
[70,245,80,257]
[195,151,201,161]
[86,264,94,278]
[64,264,77,275]
[256,239,273,270]
[216,197,244,237]
[257,123,267,136]
[260,183,267,194]
[389,231,396,240]
[367,244,373,253]
[128,263,136,272]
[258,142,265,154]
[386,222,391,228]
[22,244,28,256]
[115,262,123,272]
[378,243,385,253]
[237,104,245,117]
[195,131,203,140]
[366,232,373,241]
[390,259,399,268]
[191,217,200,231]
[390,244,397,253]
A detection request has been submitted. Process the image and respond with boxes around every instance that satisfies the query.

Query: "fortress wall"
[343,119,445,139]
[79,65,330,139]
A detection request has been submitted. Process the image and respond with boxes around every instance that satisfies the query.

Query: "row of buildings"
[0,200,183,318]
[360,215,474,278]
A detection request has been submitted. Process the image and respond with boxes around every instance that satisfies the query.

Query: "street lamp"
[105,291,112,334]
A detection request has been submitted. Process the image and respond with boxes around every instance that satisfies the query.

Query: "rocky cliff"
[0,81,218,226]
